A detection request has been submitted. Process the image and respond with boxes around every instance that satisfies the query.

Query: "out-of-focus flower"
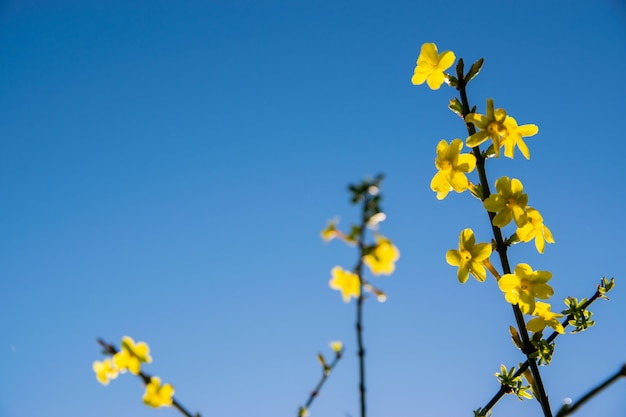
[446,228,492,283]
[143,377,174,408]
[411,42,456,90]
[329,266,360,303]
[93,358,119,385]
[329,341,343,353]
[113,336,152,375]
[430,139,477,200]
[363,235,400,275]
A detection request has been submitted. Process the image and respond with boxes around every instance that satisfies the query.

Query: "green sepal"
[449,97,464,118]
[469,183,484,201]
[455,58,464,81]
[465,58,484,84]
[447,74,459,88]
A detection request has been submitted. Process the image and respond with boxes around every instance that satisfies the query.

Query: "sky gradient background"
[2,1,626,416]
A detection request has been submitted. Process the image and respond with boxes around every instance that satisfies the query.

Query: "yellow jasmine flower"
[465,98,508,156]
[501,116,539,160]
[527,302,565,334]
[431,139,477,200]
[362,235,400,275]
[329,266,360,303]
[143,376,174,408]
[113,336,152,375]
[498,263,554,314]
[411,42,456,90]
[329,340,343,353]
[321,219,339,242]
[483,177,528,227]
[445,228,492,283]
[516,207,555,254]
[92,358,119,385]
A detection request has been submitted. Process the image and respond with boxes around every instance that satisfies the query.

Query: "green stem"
[97,339,199,417]
[355,196,369,417]
[457,77,552,417]
[555,364,626,417]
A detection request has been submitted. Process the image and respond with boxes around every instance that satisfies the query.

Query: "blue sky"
[1,1,625,416]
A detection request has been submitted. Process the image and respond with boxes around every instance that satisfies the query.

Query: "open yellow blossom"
[465,98,508,156]
[483,177,528,227]
[498,263,554,314]
[527,302,565,334]
[329,266,360,303]
[501,116,539,160]
[516,207,554,254]
[411,42,456,90]
[143,376,174,408]
[446,228,492,283]
[93,358,119,385]
[362,235,400,275]
[113,336,152,375]
[431,139,477,200]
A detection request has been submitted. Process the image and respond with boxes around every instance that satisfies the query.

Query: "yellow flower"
[362,235,400,275]
[465,98,508,156]
[483,177,529,227]
[430,139,477,200]
[329,340,343,353]
[501,116,539,160]
[498,263,554,314]
[411,42,456,90]
[516,207,555,254]
[92,358,119,385]
[445,228,492,283]
[527,302,564,334]
[321,219,339,241]
[113,336,152,375]
[143,376,174,408]
[329,266,360,303]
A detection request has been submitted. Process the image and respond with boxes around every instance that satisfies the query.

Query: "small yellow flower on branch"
[93,358,119,385]
[321,219,339,242]
[527,302,564,334]
[329,266,360,303]
[465,98,508,156]
[498,263,554,314]
[516,207,554,254]
[329,341,343,353]
[483,177,528,227]
[501,116,538,160]
[363,235,400,275]
[113,336,152,375]
[446,228,492,283]
[143,376,174,408]
[411,42,456,90]
[431,139,477,200]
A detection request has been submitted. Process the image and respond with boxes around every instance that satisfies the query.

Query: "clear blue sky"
[1,1,625,416]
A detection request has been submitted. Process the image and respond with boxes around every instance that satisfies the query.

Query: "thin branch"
[299,349,344,416]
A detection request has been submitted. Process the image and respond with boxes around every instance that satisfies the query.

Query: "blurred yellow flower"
[113,336,152,375]
[498,263,554,314]
[446,228,492,283]
[321,219,339,241]
[363,235,400,275]
[527,302,564,334]
[430,139,476,200]
[329,266,360,303]
[483,177,528,227]
[516,207,554,254]
[411,42,456,90]
[329,340,343,353]
[143,376,174,408]
[92,358,119,385]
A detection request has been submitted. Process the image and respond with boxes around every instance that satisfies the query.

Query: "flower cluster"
[93,336,174,408]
